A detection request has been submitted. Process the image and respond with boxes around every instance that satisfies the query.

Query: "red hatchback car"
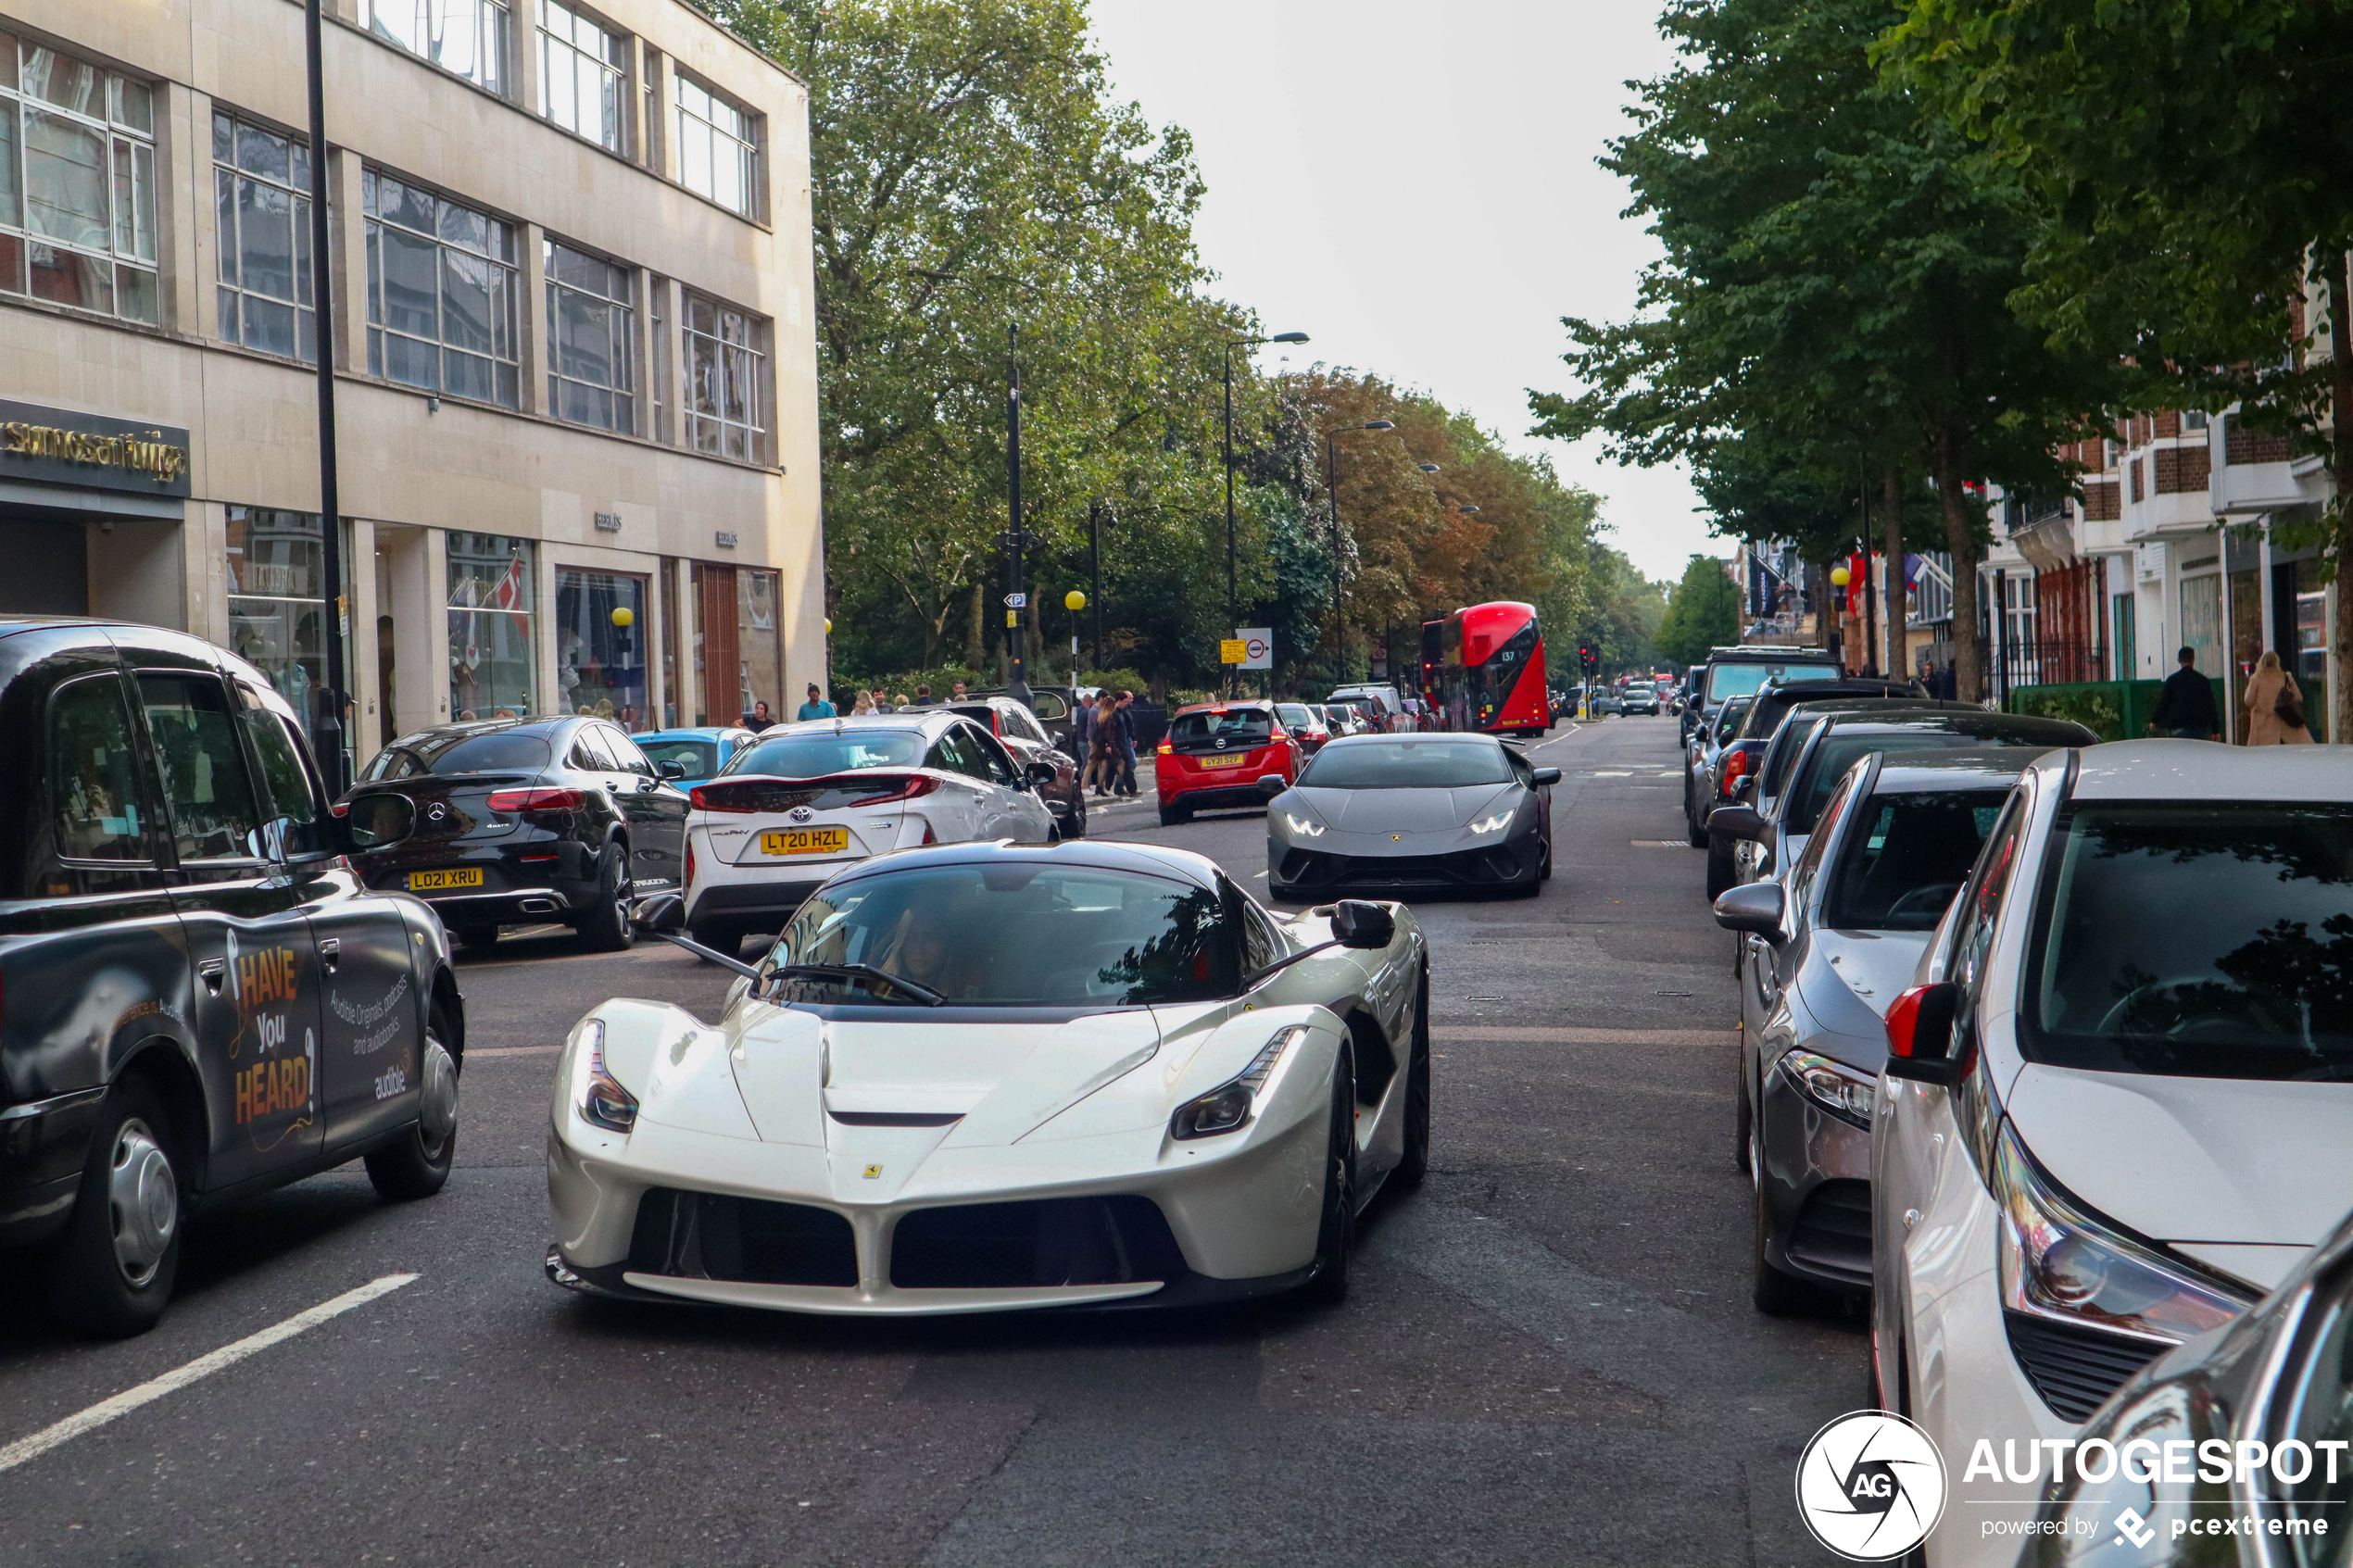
[1155,701,1302,825]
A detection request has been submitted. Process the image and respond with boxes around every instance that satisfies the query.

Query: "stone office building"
[0,0,823,768]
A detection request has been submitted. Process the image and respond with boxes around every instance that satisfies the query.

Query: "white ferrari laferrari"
[544,841,1430,1314]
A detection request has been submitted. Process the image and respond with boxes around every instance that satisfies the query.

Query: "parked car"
[1865,744,2353,1555]
[969,684,1079,752]
[1723,698,1977,889]
[1264,734,1558,901]
[1398,696,1435,732]
[1329,684,1406,732]
[1276,702,1333,754]
[0,616,461,1337]
[632,725,760,788]
[944,696,1088,840]
[346,716,692,952]
[1692,679,1931,891]
[1712,750,2032,1314]
[1322,703,1369,739]
[680,711,1059,957]
[1682,696,1755,847]
[1680,646,1846,744]
[1157,701,1305,825]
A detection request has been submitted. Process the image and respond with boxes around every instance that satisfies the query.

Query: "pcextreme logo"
[1796,1411,1949,1562]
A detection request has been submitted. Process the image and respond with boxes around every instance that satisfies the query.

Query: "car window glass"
[49,672,148,861]
[1299,738,1514,789]
[1946,790,2030,999]
[233,681,328,857]
[1787,767,1860,909]
[1239,897,1280,975]
[1169,709,1276,753]
[639,738,717,776]
[574,724,621,771]
[736,731,926,776]
[362,730,554,778]
[969,726,1017,784]
[1705,659,1843,703]
[603,726,654,776]
[1826,790,2007,932]
[1028,692,1068,722]
[139,671,266,861]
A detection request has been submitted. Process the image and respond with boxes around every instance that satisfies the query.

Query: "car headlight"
[1777,1050,1875,1129]
[1171,1026,1303,1140]
[1284,812,1326,838]
[1468,809,1514,834]
[573,1018,639,1134]
[1993,1122,2251,1344]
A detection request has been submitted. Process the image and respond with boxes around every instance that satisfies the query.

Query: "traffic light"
[1579,644,1600,676]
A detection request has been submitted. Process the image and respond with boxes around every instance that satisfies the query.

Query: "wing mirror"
[1885,982,1965,1085]
[340,792,414,852]
[1330,898,1395,949]
[1531,766,1562,786]
[1256,772,1289,799]
[1024,760,1060,789]
[1708,804,1771,847]
[659,759,689,781]
[631,891,685,934]
[1712,882,1787,944]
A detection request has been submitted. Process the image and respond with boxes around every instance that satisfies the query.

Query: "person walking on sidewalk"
[1086,691,1119,797]
[2148,646,2221,740]
[2245,650,2315,746]
[1111,691,1139,797]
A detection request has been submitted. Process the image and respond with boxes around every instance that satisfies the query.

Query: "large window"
[546,240,634,433]
[675,76,755,216]
[684,295,764,460]
[213,112,314,362]
[226,508,329,714]
[539,1,625,151]
[554,569,648,727]
[447,533,535,720]
[368,0,509,97]
[365,170,520,408]
[0,32,158,320]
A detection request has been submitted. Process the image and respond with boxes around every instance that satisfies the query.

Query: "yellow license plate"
[760,828,849,856]
[409,868,483,891]
[1201,753,1247,769]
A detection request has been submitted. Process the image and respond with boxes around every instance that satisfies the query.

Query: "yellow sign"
[1006,609,1019,627]
[1219,638,1247,664]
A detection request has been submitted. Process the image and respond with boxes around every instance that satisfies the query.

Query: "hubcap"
[107,1118,176,1286]
[418,1035,459,1149]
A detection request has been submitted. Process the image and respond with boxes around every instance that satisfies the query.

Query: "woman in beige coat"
[2244,650,2315,746]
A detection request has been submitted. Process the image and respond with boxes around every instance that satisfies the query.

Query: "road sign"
[1004,592,1027,608]
[1235,627,1273,671]
[1219,638,1247,664]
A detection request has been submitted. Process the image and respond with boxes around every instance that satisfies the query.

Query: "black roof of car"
[1812,709,2095,743]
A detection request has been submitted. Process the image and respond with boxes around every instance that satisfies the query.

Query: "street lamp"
[1225,331,1310,691]
[1325,419,1395,683]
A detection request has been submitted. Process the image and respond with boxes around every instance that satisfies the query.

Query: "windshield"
[1169,709,1274,753]
[638,739,717,776]
[2024,803,2353,1078]
[1299,737,1514,790]
[1277,704,1317,729]
[1791,732,2036,833]
[1825,790,2007,931]
[766,863,1236,1006]
[726,730,925,777]
[362,730,551,778]
[1706,659,1843,704]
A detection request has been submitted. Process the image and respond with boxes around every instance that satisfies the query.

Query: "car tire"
[1391,971,1432,1192]
[45,1078,182,1338]
[1705,838,1736,899]
[1751,1126,1829,1317]
[1305,1053,1357,1307]
[453,924,499,951]
[576,844,633,953]
[1540,830,1554,880]
[1684,778,1708,847]
[364,1017,458,1201]
[1158,804,1191,827]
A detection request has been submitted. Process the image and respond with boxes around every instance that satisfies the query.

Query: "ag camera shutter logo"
[1795,1411,1947,1561]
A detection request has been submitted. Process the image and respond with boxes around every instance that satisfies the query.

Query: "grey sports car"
[1261,734,1559,902]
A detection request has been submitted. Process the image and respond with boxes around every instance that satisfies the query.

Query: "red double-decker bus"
[1428,601,1549,735]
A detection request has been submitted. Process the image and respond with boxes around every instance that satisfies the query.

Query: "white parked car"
[679,712,1057,956]
[546,841,1431,1314]
[1869,743,2353,1563]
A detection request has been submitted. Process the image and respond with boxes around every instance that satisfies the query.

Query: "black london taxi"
[0,616,463,1337]
[341,715,691,951]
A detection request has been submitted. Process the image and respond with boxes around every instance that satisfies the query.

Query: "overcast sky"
[1088,0,1723,585]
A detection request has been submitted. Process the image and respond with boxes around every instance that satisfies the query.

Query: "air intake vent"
[2004,1311,2167,1423]
[628,1187,859,1286]
[1785,1179,1872,1285]
[889,1197,1185,1289]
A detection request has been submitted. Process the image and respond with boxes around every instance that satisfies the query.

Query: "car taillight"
[685,838,695,889]
[487,787,586,812]
[848,774,942,808]
[1719,749,1752,797]
[1157,741,1172,755]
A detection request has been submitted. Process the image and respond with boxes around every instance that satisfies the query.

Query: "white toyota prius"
[546,840,1431,1314]
[1869,742,2353,1563]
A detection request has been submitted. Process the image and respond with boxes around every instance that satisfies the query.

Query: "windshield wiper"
[772,962,946,1006]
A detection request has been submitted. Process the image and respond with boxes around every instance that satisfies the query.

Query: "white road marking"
[1530,726,1581,749]
[468,1045,562,1059]
[0,1274,418,1477]
[1252,871,1266,878]
[1592,771,1633,777]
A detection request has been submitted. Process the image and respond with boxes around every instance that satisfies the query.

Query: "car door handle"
[319,938,341,974]
[198,957,227,994]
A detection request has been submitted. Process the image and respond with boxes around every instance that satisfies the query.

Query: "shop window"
[546,239,634,433]
[2292,558,2330,743]
[364,169,520,408]
[447,533,535,719]
[539,1,625,151]
[690,562,779,725]
[675,76,755,216]
[740,568,781,724]
[227,507,330,715]
[367,0,509,97]
[684,294,764,460]
[0,31,159,320]
[555,568,648,728]
[213,111,316,363]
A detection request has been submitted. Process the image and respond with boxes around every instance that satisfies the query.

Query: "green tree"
[1886,0,2353,735]
[1655,555,1742,667]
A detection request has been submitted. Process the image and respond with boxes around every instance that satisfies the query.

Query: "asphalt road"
[0,714,1859,1567]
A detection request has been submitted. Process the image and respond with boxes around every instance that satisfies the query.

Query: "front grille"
[627,1187,859,1286]
[2004,1311,2168,1423]
[1281,846,1525,888]
[1785,1179,1872,1283]
[888,1197,1186,1289]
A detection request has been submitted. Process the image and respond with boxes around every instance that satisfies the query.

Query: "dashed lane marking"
[468,1045,562,1059]
[1630,839,1696,847]
[0,1274,418,1477]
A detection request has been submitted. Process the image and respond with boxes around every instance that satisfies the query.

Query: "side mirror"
[1024,760,1059,789]
[342,793,414,852]
[1884,982,1965,1085]
[1709,804,1769,847]
[631,891,685,934]
[1330,899,1395,949]
[1255,772,1288,799]
[659,760,688,781]
[1531,766,1562,786]
[1712,882,1787,944]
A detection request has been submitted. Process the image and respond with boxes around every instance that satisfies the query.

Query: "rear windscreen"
[1706,660,1843,703]
[1169,710,1274,752]
[726,731,927,776]
[363,731,552,778]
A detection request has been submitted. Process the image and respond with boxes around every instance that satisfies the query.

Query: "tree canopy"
[1655,555,1743,668]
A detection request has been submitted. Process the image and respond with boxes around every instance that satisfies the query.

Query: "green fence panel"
[2007,678,2224,741]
